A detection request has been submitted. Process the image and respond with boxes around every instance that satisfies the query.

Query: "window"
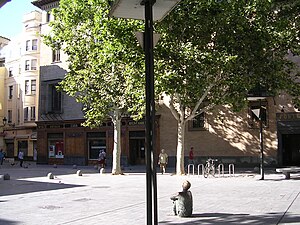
[87,132,106,160]
[8,110,12,123]
[31,80,36,95]
[46,11,51,22]
[26,40,30,51]
[18,109,20,123]
[25,80,30,95]
[48,133,64,159]
[9,67,13,77]
[31,59,37,70]
[188,113,205,131]
[52,49,60,62]
[25,60,30,71]
[248,101,268,128]
[49,84,62,113]
[24,107,29,121]
[31,106,36,121]
[32,39,38,50]
[8,86,13,99]
[18,141,28,157]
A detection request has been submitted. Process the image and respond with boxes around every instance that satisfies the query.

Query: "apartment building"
[0,36,10,151]
[2,11,41,159]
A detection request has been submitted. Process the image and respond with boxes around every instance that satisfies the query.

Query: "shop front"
[36,117,160,166]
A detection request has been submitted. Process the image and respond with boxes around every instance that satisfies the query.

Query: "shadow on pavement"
[160,212,300,224]
[0,179,85,197]
[0,218,20,225]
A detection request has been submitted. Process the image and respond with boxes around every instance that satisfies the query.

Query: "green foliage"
[43,0,145,127]
[155,0,300,114]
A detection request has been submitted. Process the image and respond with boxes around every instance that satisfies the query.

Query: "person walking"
[18,150,24,167]
[158,149,168,174]
[98,150,106,169]
[33,148,38,161]
[0,149,5,165]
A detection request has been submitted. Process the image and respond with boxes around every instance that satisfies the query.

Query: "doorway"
[282,134,300,166]
[129,131,145,165]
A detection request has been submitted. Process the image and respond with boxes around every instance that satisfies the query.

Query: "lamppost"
[248,97,266,180]
[109,1,180,224]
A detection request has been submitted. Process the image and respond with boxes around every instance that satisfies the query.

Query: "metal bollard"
[218,164,224,177]
[229,164,235,177]
[197,164,204,177]
[187,164,195,176]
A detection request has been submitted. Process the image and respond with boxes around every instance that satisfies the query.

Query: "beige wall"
[158,95,298,164]
[0,67,6,150]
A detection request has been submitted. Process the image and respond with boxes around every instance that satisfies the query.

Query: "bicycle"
[203,158,218,178]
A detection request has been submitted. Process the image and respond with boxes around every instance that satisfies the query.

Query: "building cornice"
[31,0,59,11]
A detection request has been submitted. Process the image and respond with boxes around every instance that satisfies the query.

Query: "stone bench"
[276,167,300,179]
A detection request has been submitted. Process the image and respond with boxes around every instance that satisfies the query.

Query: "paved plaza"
[0,163,300,225]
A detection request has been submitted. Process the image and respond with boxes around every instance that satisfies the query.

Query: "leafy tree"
[155,0,300,175]
[44,0,145,174]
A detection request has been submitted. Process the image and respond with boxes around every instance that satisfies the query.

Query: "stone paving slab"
[0,165,300,225]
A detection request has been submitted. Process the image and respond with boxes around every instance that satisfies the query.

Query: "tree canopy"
[44,0,145,127]
[154,0,300,174]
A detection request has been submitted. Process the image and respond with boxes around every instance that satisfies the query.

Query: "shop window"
[18,141,28,157]
[87,132,106,160]
[48,133,64,158]
[248,101,268,128]
[188,113,205,131]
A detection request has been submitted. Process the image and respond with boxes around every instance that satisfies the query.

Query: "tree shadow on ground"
[0,179,85,197]
[160,212,300,224]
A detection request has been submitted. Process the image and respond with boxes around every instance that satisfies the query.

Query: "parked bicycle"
[204,158,218,178]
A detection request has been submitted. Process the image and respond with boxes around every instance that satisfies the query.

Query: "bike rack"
[197,164,204,177]
[229,164,235,177]
[187,164,195,176]
[217,164,224,177]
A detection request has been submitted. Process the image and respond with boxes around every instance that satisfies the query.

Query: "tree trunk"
[176,121,186,175]
[111,109,123,175]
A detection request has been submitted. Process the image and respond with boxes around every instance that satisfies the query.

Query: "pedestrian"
[189,147,194,165]
[170,180,193,217]
[0,149,5,165]
[18,150,24,167]
[158,149,168,174]
[33,148,37,161]
[98,150,106,168]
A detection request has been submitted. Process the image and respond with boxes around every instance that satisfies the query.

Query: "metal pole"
[259,99,264,180]
[144,0,157,224]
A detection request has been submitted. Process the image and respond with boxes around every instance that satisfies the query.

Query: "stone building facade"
[1,11,41,160]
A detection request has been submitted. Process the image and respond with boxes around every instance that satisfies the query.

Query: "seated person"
[170,180,193,217]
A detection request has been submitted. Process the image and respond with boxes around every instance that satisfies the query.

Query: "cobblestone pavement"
[0,163,300,225]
